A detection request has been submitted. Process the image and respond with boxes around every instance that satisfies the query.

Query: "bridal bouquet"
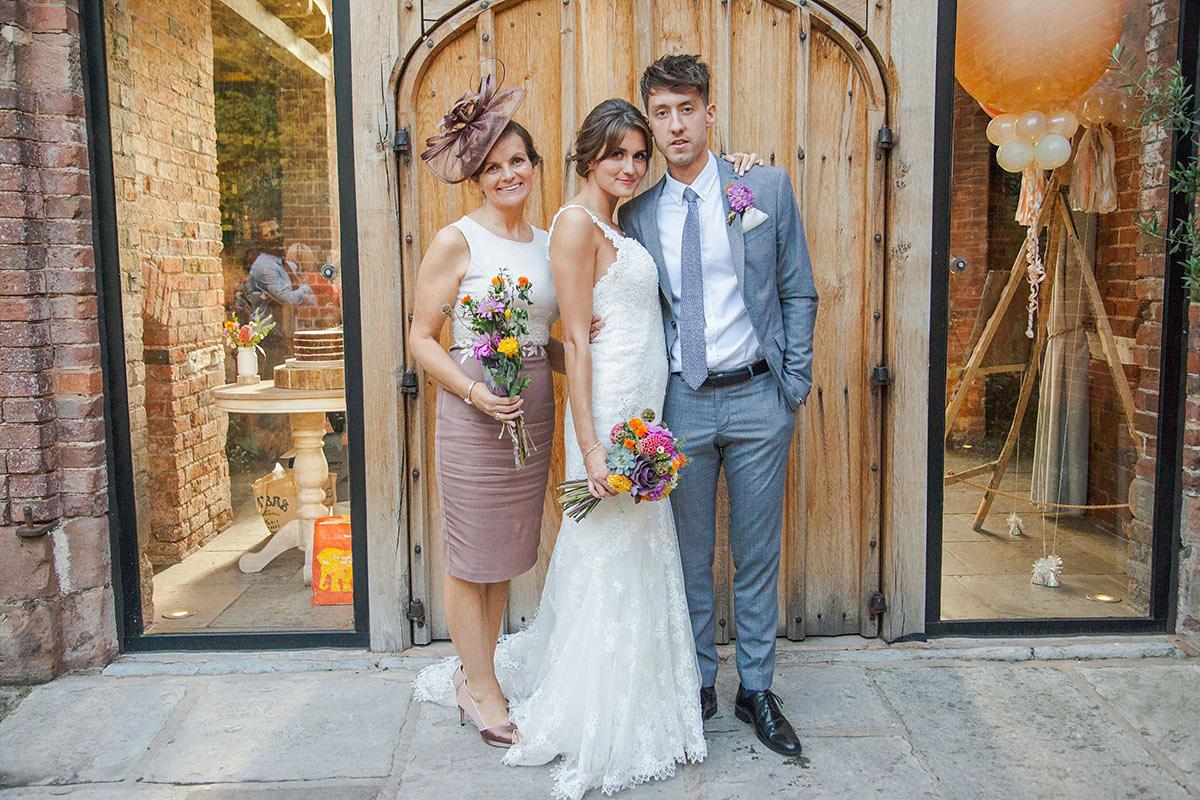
[557,409,688,521]
[444,268,536,467]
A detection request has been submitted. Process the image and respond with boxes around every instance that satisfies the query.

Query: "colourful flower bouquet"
[444,268,536,467]
[557,409,688,521]
[223,310,275,352]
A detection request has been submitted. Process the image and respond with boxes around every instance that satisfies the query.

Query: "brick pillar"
[947,83,991,442]
[0,0,117,681]
[277,69,338,332]
[1124,0,1179,613]
[106,0,231,568]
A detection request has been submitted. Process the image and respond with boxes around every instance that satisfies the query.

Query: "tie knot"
[683,187,699,205]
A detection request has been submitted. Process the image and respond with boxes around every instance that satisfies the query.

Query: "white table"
[213,380,346,584]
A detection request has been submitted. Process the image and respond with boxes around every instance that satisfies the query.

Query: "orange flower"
[517,276,530,288]
[461,294,471,304]
[492,275,503,286]
[623,439,636,450]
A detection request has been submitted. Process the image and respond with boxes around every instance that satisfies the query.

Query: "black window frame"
[924,0,1193,636]
[82,0,371,651]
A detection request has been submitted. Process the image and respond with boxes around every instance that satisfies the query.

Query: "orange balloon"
[955,0,1124,113]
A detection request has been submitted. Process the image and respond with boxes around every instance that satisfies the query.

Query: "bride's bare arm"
[549,209,615,499]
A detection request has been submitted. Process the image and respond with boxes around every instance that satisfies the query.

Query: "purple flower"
[477,297,506,319]
[472,334,495,360]
[726,183,755,214]
[629,458,660,498]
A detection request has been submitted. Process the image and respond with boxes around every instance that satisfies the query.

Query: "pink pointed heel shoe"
[456,680,519,748]
[452,664,467,691]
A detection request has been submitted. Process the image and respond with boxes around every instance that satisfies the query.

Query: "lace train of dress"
[413,205,705,798]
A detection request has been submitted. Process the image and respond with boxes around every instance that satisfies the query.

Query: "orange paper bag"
[312,515,352,605]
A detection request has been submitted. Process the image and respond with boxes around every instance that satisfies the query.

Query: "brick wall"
[1126,0,1178,612]
[105,0,231,568]
[946,83,991,442]
[0,0,117,681]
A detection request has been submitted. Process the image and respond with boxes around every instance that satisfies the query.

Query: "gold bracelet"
[464,380,478,406]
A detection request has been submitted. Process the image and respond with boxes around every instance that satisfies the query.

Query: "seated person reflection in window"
[245,219,316,374]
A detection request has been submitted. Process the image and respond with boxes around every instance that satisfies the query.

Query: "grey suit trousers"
[665,368,795,691]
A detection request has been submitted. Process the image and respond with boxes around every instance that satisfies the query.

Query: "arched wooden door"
[397,0,888,643]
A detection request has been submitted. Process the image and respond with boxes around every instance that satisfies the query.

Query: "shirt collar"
[664,151,719,207]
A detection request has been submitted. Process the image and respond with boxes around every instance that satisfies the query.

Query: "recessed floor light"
[1086,593,1121,603]
[163,609,195,619]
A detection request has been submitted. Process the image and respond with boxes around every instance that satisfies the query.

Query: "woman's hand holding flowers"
[472,385,524,422]
[584,444,616,500]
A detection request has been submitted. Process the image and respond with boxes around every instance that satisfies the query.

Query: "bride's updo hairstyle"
[570,99,652,179]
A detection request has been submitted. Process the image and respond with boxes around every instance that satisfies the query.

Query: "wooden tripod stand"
[944,179,1142,532]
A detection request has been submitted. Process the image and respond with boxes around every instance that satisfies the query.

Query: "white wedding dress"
[414,205,706,799]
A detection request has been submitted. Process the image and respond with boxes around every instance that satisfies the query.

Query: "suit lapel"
[642,176,671,300]
[717,157,746,289]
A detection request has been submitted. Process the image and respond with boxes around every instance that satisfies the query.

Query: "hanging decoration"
[1031,554,1064,587]
[1006,511,1025,538]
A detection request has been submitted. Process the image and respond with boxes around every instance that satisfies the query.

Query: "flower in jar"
[237,324,254,345]
[496,336,519,357]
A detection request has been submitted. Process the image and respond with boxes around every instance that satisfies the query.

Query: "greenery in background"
[1112,44,1200,300]
[0,687,30,725]
[215,82,282,257]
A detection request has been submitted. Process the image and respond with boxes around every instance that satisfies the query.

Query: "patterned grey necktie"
[679,187,708,390]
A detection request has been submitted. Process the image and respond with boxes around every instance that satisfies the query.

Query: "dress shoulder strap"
[549,204,624,250]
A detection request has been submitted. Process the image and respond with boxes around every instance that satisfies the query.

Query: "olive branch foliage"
[1111,43,1200,299]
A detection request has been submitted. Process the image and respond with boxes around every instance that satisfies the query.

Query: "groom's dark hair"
[639,54,711,108]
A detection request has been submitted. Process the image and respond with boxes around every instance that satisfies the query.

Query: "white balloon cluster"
[986,110,1079,173]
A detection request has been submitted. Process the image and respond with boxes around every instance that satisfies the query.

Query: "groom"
[619,54,818,757]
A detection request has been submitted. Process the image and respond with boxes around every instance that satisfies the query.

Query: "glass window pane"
[940,2,1160,620]
[105,1,352,634]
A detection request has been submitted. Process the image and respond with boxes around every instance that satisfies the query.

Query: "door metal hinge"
[870,364,893,387]
[393,127,412,165]
[407,599,426,628]
[876,124,894,156]
[868,591,887,620]
[401,370,419,396]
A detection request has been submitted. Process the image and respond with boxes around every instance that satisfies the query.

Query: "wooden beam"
[943,460,999,486]
[1060,201,1145,458]
[218,0,332,79]
[349,0,408,651]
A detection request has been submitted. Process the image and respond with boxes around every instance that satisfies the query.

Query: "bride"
[416,99,758,798]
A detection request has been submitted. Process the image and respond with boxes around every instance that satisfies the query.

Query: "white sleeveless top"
[448,215,558,352]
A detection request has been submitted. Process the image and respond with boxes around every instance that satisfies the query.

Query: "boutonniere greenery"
[725,183,769,232]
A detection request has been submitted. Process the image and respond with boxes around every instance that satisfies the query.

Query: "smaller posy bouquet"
[557,409,688,521]
[223,310,275,352]
[444,268,536,467]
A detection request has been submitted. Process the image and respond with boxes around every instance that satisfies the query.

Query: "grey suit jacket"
[618,156,818,409]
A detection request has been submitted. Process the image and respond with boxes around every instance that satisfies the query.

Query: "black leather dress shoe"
[700,686,717,720]
[734,685,802,756]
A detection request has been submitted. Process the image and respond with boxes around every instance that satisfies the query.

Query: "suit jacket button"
[671,321,677,328]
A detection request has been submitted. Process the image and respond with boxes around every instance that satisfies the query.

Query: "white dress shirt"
[657,152,762,373]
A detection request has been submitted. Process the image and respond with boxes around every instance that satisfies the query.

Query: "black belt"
[699,359,769,389]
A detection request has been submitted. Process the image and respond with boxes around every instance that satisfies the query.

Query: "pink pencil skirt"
[434,349,555,583]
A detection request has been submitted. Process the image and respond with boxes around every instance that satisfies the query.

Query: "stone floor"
[0,638,1196,799]
[940,447,1139,621]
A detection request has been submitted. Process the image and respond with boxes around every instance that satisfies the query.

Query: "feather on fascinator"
[421,69,525,184]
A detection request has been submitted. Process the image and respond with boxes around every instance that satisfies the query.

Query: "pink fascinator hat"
[421,63,525,184]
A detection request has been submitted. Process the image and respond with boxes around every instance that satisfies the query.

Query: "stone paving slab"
[140,674,408,784]
[182,780,383,799]
[0,678,187,788]
[696,732,940,800]
[707,664,896,735]
[0,787,184,799]
[872,665,1193,800]
[1078,664,1200,781]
